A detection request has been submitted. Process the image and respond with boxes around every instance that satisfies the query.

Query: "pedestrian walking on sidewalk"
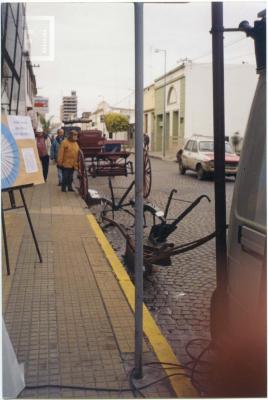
[57,130,80,192]
[50,128,65,185]
[44,133,52,157]
[35,129,49,181]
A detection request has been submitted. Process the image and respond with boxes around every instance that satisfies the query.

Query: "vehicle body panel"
[178,136,239,177]
[227,69,266,355]
[223,68,266,395]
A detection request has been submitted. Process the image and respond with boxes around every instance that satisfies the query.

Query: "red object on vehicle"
[77,130,105,157]
[204,152,240,162]
[225,154,240,162]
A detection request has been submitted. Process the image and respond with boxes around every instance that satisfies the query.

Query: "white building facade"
[61,90,78,121]
[184,63,258,141]
[90,101,134,140]
[152,62,258,155]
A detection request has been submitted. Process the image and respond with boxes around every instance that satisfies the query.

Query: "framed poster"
[1,115,44,189]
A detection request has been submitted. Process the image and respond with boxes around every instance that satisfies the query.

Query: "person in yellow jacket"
[57,130,80,192]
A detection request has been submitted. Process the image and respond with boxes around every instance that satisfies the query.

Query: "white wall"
[224,64,257,138]
[184,63,258,141]
[185,63,213,139]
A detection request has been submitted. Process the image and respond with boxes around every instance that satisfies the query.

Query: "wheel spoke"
[77,150,89,199]
[143,150,152,198]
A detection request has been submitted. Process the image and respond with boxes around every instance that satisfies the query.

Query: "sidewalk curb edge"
[86,213,197,398]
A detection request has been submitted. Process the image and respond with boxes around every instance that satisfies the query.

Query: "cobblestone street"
[87,156,235,377]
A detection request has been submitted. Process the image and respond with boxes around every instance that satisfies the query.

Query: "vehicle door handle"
[238,225,266,257]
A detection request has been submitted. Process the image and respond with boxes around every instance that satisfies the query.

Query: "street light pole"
[163,50,167,158]
[134,1,144,380]
[155,49,167,158]
[210,1,228,342]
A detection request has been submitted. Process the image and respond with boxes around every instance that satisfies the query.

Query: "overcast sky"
[26,1,265,122]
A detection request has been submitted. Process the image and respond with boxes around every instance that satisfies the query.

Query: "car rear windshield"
[199,141,234,154]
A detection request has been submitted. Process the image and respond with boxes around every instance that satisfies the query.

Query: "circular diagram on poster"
[1,123,20,189]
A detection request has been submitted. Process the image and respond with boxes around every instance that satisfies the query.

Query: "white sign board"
[21,148,38,173]
[1,115,44,189]
[7,115,35,140]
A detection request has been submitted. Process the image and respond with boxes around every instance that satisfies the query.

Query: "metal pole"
[2,205,10,275]
[210,2,228,340]
[163,50,167,158]
[134,2,144,379]
[19,187,43,263]
[211,2,227,288]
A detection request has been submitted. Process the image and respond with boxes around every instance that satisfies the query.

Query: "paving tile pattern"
[88,156,235,373]
[3,166,175,399]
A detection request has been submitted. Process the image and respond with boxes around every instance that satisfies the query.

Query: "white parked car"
[177,135,240,179]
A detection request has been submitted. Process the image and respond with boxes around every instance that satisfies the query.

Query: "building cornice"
[155,74,185,90]
[144,83,155,91]
[154,63,185,83]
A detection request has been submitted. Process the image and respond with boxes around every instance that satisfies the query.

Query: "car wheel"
[179,162,186,175]
[196,164,205,180]
[176,149,183,163]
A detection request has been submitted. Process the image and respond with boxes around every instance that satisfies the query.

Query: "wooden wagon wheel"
[143,147,152,198]
[77,150,88,200]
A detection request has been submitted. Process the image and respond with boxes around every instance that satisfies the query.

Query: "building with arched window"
[145,62,257,157]
[153,63,186,153]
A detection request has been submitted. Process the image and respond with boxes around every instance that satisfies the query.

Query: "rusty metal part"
[102,216,174,273]
[149,194,211,244]
[101,215,218,275]
[77,150,89,201]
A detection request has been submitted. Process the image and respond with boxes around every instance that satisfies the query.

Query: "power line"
[191,35,247,62]
[224,35,247,49]
[108,36,250,108]
[224,51,255,62]
[113,90,135,107]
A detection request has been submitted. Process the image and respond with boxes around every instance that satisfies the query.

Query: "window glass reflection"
[10,3,18,23]
[15,41,22,75]
[17,4,24,45]
[10,79,19,113]
[2,61,13,101]
[5,6,16,62]
[1,4,8,37]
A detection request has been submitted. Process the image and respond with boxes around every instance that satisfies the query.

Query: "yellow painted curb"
[87,213,197,397]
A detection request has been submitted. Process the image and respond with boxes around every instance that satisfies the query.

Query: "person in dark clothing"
[35,129,49,181]
[50,128,65,185]
[144,133,150,149]
[57,130,80,192]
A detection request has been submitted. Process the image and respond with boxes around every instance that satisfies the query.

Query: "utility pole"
[210,1,228,341]
[134,2,144,379]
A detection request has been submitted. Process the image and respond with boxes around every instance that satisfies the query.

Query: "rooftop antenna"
[176,57,192,64]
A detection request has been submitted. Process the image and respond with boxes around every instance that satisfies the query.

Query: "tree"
[103,113,129,139]
[39,115,54,134]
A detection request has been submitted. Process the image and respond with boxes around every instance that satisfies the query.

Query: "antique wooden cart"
[76,130,152,201]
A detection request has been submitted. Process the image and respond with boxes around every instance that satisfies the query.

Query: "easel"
[2,183,42,275]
